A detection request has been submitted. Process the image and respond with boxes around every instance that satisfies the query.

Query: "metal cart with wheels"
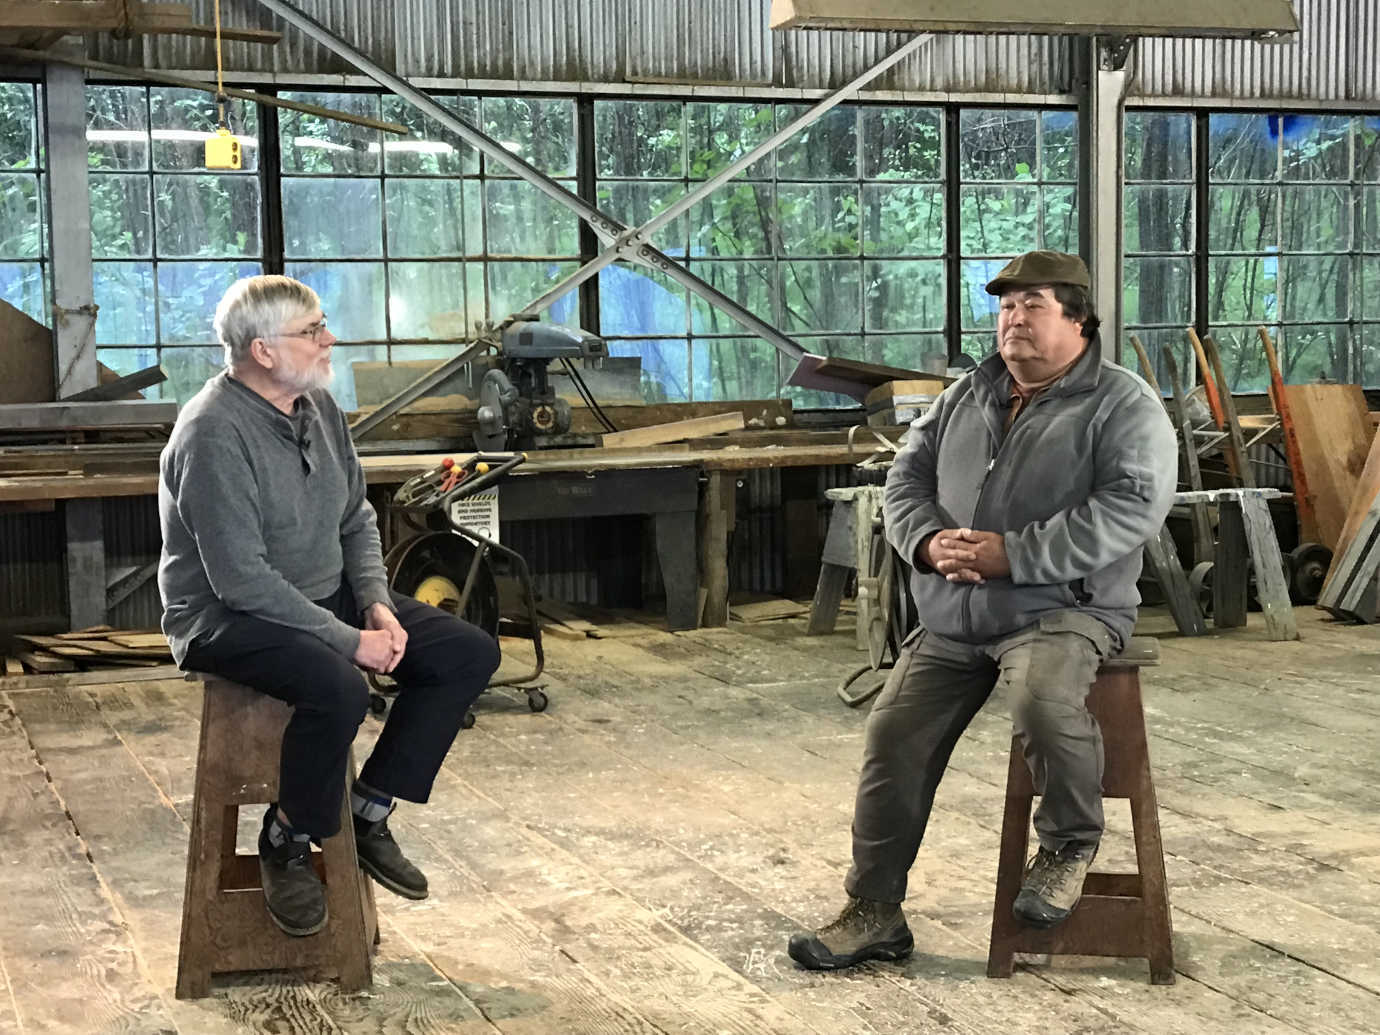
[371,452,548,723]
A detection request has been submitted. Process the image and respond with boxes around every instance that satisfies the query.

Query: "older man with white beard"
[158,275,499,937]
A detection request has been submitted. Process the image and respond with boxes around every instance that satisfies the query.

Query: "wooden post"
[1162,348,1215,566]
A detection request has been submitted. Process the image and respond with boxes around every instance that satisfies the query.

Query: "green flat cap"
[985,250,1090,295]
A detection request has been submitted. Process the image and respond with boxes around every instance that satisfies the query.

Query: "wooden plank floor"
[3,605,1380,1033]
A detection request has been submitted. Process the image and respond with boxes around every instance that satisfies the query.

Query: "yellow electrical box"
[205,127,241,170]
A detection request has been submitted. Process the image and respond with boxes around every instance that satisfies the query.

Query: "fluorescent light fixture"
[769,0,1300,38]
[293,136,353,152]
[382,140,456,154]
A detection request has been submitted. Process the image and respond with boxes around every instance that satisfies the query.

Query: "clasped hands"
[920,527,1011,584]
[354,601,408,673]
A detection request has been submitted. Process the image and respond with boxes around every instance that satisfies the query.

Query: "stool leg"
[1130,779,1176,985]
[323,753,375,992]
[987,744,1034,979]
[175,771,219,999]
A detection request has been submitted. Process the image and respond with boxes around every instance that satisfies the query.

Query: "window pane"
[484,180,579,256]
[598,265,687,336]
[1277,324,1350,385]
[385,179,472,257]
[862,107,941,180]
[608,339,689,403]
[87,85,148,171]
[864,260,945,331]
[326,343,390,411]
[0,261,44,321]
[151,87,260,172]
[159,346,224,405]
[1362,186,1380,249]
[1041,187,1078,252]
[1361,117,1380,181]
[688,260,774,332]
[1208,186,1277,251]
[382,94,478,176]
[154,175,261,258]
[776,104,857,180]
[961,332,994,362]
[1363,324,1380,385]
[484,97,576,178]
[689,184,773,258]
[863,184,944,256]
[1207,256,1278,324]
[1281,255,1349,321]
[959,186,1040,254]
[777,184,859,255]
[1281,185,1350,251]
[1121,326,1192,395]
[695,338,778,401]
[97,346,163,398]
[282,178,382,258]
[1208,114,1278,182]
[1280,115,1351,181]
[686,102,773,180]
[1365,256,1380,319]
[388,261,479,340]
[595,100,683,178]
[1042,111,1077,182]
[286,261,387,341]
[279,93,381,175]
[1124,112,1193,181]
[867,332,948,374]
[90,173,151,258]
[158,261,262,344]
[959,259,1007,330]
[596,181,688,256]
[781,260,860,333]
[487,261,580,326]
[960,109,1036,181]
[0,83,36,169]
[1124,185,1192,253]
[1124,257,1193,327]
[1206,330,1270,392]
[93,261,154,344]
[0,174,41,258]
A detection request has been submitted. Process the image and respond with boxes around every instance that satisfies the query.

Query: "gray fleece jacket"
[158,372,393,665]
[884,338,1178,650]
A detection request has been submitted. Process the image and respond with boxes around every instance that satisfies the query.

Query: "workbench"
[0,438,887,630]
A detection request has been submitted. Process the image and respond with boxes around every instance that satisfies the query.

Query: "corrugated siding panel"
[0,509,65,624]
[103,496,164,630]
[1134,0,1380,104]
[88,0,1071,96]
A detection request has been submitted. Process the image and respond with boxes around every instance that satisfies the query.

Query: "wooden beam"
[0,400,178,430]
[62,365,166,402]
[599,413,744,449]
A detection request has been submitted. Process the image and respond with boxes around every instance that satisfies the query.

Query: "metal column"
[44,49,106,630]
[1078,36,1133,364]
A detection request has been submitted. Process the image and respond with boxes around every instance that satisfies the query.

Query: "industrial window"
[957,108,1079,361]
[1122,110,1196,391]
[0,81,46,325]
[86,84,264,404]
[278,92,579,410]
[592,99,947,405]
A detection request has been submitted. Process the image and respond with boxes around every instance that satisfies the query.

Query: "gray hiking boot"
[258,816,328,937]
[355,810,429,900]
[1012,842,1098,929]
[787,896,914,971]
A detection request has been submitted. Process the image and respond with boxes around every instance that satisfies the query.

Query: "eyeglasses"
[275,315,329,344]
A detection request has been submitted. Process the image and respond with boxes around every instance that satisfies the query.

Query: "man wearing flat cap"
[789,250,1177,970]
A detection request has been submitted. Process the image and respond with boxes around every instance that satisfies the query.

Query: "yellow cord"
[213,0,226,128]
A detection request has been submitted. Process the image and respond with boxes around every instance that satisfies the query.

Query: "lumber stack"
[6,626,172,674]
[1276,383,1372,550]
[1318,426,1380,622]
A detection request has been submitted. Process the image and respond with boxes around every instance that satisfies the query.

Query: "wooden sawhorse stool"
[986,636,1175,985]
[175,675,378,999]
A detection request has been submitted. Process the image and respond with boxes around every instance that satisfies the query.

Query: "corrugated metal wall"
[0,509,65,630]
[90,0,1074,96]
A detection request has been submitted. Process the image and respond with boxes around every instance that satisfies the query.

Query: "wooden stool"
[986,636,1175,985]
[176,675,378,999]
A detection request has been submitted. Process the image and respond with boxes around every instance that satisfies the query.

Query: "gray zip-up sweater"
[158,372,393,665]
[884,338,1178,650]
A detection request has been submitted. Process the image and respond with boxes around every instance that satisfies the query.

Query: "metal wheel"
[1188,561,1214,616]
[460,710,476,730]
[1288,542,1333,604]
[526,688,549,713]
[384,532,501,639]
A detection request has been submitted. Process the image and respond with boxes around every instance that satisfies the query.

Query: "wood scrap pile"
[1317,425,1380,623]
[535,600,659,640]
[6,627,172,674]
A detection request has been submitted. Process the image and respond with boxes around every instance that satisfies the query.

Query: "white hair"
[213,275,321,370]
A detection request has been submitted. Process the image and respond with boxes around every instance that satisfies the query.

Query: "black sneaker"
[257,812,328,937]
[1013,842,1098,929]
[787,896,914,971]
[355,810,429,900]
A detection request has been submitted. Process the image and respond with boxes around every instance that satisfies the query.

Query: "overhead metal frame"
[252,0,935,436]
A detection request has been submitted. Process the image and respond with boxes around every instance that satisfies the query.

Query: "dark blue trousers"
[184,584,500,837]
